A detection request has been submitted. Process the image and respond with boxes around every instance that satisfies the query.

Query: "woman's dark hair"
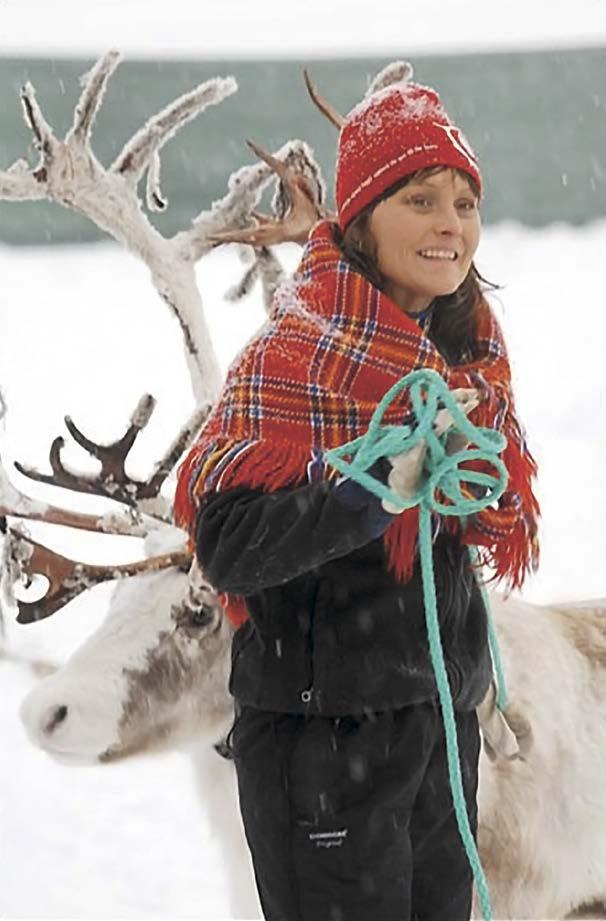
[332,166,501,366]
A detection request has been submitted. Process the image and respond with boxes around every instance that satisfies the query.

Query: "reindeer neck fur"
[476,594,606,919]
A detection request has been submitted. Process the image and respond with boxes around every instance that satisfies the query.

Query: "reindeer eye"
[188,604,215,629]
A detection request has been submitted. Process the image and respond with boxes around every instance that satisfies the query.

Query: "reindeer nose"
[41,704,68,735]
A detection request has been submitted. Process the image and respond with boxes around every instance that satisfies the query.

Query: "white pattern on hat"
[432,122,480,170]
[339,144,440,215]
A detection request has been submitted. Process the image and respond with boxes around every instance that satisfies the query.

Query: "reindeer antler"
[0,467,149,537]
[208,67,348,252]
[1,400,210,534]
[13,395,208,515]
[302,69,345,130]
[5,527,190,624]
[0,396,211,623]
[0,51,238,407]
[14,395,157,505]
[0,53,339,630]
[1,54,337,400]
[208,138,333,250]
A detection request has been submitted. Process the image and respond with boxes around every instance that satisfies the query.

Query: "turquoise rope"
[325,368,510,921]
[468,545,508,712]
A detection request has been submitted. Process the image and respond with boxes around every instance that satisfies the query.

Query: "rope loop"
[325,368,508,517]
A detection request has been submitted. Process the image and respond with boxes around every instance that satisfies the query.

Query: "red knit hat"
[335,76,483,232]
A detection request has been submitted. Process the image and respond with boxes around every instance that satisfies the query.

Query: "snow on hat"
[335,67,482,232]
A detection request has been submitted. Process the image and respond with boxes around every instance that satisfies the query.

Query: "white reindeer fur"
[474,594,606,919]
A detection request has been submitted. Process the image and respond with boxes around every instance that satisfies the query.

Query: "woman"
[175,72,540,921]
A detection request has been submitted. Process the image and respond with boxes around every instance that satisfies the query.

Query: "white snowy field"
[1,0,605,58]
[0,222,605,919]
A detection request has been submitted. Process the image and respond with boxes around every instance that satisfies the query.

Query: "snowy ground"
[0,222,605,919]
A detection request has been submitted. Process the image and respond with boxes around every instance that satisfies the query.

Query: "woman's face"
[367,168,481,316]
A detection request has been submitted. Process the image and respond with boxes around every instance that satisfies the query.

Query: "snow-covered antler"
[0,52,332,400]
[208,138,332,250]
[0,458,149,538]
[3,527,190,624]
[199,133,329,314]
[0,50,232,405]
[0,52,333,626]
[206,69,347,255]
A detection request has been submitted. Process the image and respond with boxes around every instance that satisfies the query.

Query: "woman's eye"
[406,195,478,212]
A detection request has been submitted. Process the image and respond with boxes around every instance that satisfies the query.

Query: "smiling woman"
[176,63,540,921]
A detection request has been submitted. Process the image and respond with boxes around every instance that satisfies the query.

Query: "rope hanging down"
[324,367,509,921]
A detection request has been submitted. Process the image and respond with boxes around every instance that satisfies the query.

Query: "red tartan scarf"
[175,220,540,626]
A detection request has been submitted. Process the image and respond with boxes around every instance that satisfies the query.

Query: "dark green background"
[0,47,605,245]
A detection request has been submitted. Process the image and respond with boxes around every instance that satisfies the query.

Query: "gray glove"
[476,679,534,762]
[381,387,480,513]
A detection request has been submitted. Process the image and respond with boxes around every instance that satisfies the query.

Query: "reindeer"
[1,52,606,921]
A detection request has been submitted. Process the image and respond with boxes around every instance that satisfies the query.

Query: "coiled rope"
[325,367,509,921]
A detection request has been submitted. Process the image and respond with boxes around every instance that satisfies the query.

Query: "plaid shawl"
[175,220,540,625]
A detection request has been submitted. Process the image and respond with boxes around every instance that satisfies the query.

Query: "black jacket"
[195,462,493,717]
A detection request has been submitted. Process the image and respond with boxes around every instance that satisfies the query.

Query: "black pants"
[231,699,481,921]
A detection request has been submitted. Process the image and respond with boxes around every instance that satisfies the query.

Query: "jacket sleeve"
[194,459,396,595]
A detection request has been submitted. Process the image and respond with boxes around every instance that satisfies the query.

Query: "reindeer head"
[0,395,234,762]
[20,563,234,765]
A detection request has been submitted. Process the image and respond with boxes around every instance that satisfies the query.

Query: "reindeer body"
[474,596,606,919]
[18,562,606,919]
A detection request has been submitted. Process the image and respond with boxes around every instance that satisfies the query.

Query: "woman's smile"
[417,248,459,261]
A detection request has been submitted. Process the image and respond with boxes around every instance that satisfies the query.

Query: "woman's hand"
[435,387,480,456]
[476,680,534,762]
[381,387,480,513]
[381,439,428,513]
[433,387,480,437]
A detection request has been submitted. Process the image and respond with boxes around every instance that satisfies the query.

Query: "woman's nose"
[433,205,463,235]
